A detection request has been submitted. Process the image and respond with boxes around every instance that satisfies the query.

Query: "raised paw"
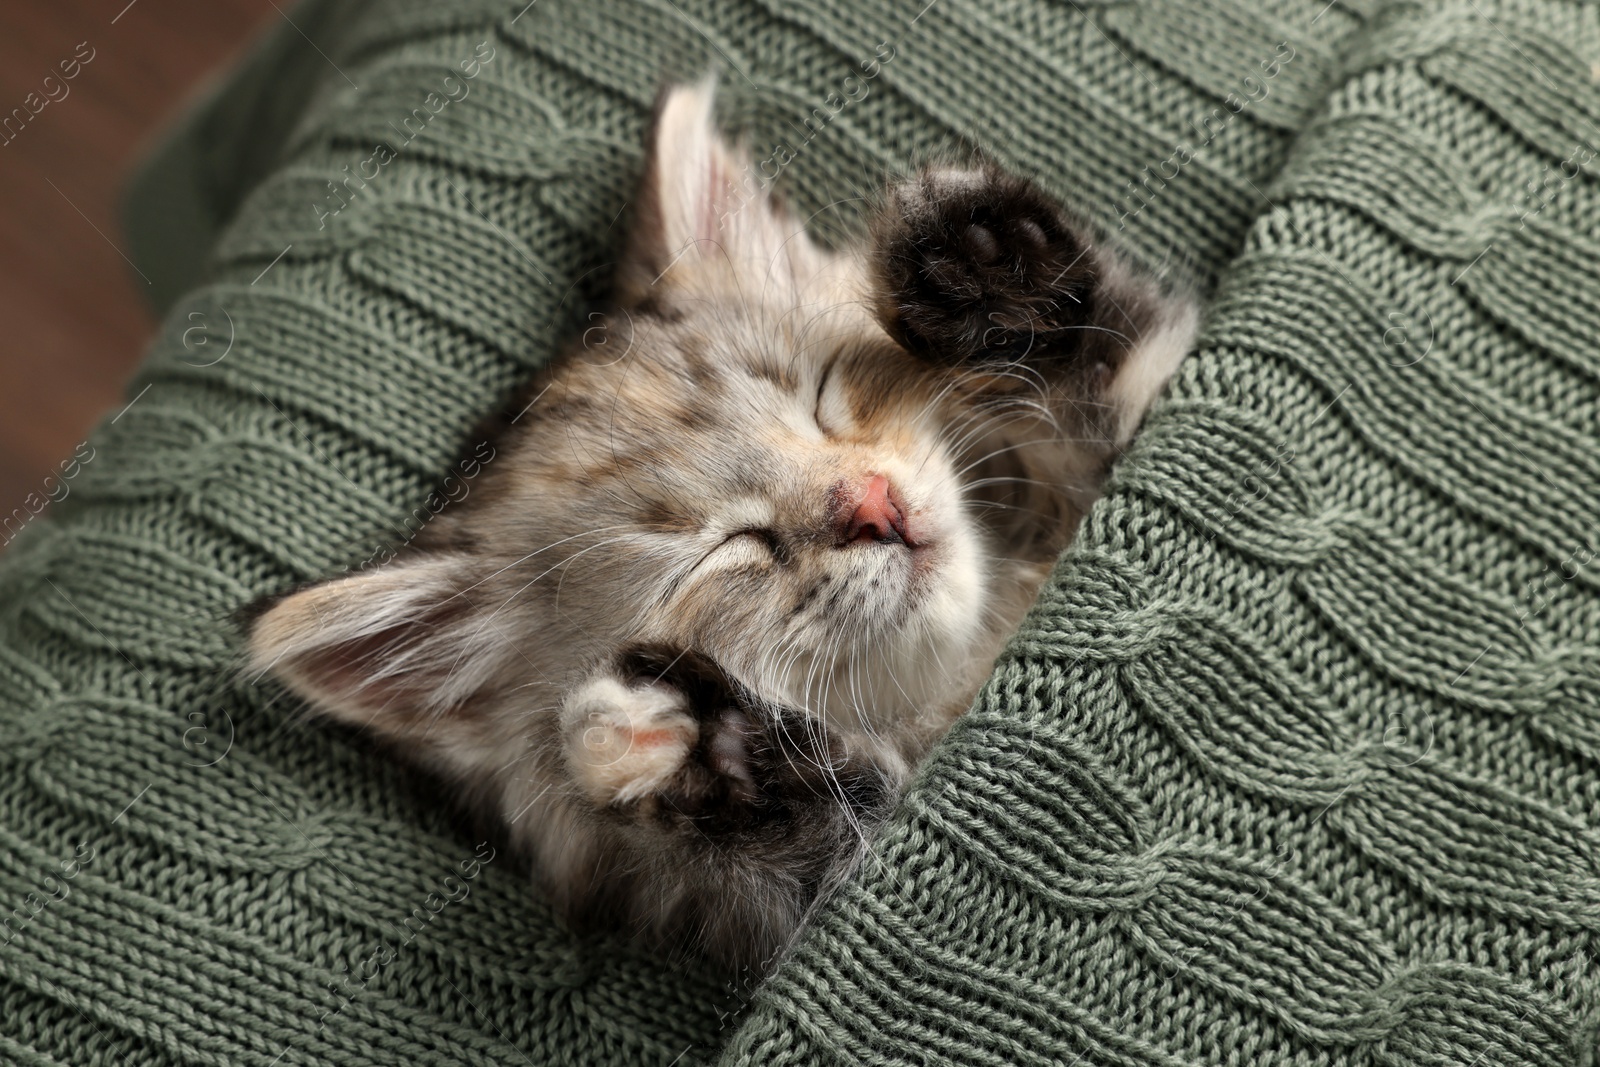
[871,165,1101,365]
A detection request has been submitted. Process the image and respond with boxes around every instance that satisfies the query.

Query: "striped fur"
[248,81,1197,971]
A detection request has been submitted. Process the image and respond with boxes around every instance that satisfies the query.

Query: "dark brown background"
[0,0,277,512]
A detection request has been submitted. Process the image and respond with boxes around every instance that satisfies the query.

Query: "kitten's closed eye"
[719,528,784,563]
[247,77,1196,973]
[812,361,846,434]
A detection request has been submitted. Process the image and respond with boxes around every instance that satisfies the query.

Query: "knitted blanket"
[3,0,1598,1063]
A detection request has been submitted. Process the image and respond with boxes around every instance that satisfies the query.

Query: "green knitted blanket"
[4,0,1599,1063]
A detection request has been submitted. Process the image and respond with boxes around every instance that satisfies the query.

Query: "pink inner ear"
[698,150,730,246]
[291,593,481,724]
[299,626,421,713]
[618,81,807,303]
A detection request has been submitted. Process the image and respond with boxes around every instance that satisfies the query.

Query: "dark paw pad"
[873,166,1100,365]
[616,646,891,837]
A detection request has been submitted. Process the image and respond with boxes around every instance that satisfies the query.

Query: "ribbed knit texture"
[2,0,1598,1063]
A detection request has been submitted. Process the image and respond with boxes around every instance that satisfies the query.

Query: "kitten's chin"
[904,538,986,659]
[821,522,992,736]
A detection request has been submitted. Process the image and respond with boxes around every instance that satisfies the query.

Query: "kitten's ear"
[616,79,810,303]
[247,555,514,746]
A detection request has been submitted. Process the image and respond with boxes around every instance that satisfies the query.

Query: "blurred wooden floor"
[0,0,278,513]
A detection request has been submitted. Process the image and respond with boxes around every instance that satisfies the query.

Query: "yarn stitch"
[1,0,1597,1063]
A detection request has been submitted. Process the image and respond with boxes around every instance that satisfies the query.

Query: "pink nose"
[841,475,911,546]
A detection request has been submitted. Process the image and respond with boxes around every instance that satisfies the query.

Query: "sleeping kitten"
[247,81,1197,971]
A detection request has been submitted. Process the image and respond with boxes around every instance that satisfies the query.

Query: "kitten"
[247,81,1197,972]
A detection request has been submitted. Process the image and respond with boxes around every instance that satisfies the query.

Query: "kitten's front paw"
[562,650,763,818]
[560,647,898,969]
[564,675,701,807]
[563,648,891,830]
[873,165,1099,364]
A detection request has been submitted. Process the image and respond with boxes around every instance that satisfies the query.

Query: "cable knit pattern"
[1,0,1597,1063]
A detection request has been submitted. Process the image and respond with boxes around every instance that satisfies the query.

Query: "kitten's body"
[249,83,1196,970]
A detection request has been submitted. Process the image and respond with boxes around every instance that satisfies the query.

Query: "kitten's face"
[246,81,1196,969]
[484,264,988,735]
[247,85,1166,756]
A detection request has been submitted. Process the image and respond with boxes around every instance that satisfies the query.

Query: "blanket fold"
[2,0,1596,1063]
